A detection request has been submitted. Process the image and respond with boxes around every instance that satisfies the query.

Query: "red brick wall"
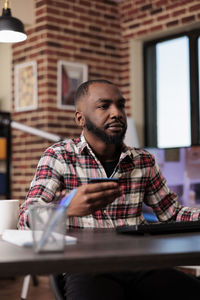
[11,0,200,202]
[11,0,121,202]
[118,0,200,122]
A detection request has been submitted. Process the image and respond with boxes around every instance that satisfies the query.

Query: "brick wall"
[118,0,200,128]
[11,0,200,202]
[11,0,121,202]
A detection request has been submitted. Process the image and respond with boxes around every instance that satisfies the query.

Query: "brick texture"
[11,0,200,202]
[11,0,121,202]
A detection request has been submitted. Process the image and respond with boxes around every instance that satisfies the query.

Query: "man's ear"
[75,111,85,127]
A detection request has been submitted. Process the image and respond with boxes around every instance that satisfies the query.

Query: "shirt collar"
[76,133,140,162]
[77,133,90,154]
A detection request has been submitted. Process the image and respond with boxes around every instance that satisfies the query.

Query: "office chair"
[49,274,65,300]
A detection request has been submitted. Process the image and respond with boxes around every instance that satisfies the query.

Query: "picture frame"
[14,61,38,112]
[57,60,88,110]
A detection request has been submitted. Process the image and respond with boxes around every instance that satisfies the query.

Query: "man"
[19,79,200,299]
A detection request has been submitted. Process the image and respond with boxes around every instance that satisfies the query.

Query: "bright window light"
[156,36,191,148]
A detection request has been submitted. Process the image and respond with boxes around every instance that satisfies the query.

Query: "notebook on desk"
[116,220,200,235]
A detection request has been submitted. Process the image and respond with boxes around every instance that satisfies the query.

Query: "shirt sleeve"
[18,147,65,230]
[144,154,200,222]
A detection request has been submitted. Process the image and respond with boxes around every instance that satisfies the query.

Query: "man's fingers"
[68,182,122,217]
[86,188,122,205]
[88,194,119,212]
[85,181,119,193]
[91,188,121,199]
[79,182,122,205]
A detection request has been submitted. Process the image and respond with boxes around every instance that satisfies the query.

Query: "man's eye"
[98,104,109,109]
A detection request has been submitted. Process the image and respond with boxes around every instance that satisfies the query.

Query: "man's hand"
[67,181,122,216]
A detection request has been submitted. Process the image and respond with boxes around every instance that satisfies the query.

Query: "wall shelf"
[0,112,11,199]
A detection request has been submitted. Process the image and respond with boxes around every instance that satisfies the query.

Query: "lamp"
[0,0,27,43]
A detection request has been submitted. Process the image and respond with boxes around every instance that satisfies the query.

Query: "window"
[144,30,200,148]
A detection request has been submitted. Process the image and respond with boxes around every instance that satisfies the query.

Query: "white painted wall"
[5,0,35,26]
[130,39,144,146]
[0,43,11,112]
[0,0,34,112]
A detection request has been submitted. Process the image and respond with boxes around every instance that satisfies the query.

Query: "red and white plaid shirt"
[18,135,200,229]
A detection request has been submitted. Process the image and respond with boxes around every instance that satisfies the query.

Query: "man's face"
[77,83,127,145]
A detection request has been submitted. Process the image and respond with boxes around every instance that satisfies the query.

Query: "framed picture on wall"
[57,60,88,110]
[14,61,38,112]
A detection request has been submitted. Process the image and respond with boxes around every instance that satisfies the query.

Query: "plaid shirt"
[18,135,200,229]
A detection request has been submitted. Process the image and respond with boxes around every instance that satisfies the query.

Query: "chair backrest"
[49,274,65,300]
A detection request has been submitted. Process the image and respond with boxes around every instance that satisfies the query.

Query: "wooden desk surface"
[1,229,200,277]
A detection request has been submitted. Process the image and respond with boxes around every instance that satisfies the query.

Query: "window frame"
[143,29,200,148]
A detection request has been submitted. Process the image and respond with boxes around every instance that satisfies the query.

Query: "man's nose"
[110,105,122,118]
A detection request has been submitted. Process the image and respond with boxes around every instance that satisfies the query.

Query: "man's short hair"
[74,79,115,107]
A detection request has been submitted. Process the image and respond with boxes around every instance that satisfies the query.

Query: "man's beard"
[85,116,127,145]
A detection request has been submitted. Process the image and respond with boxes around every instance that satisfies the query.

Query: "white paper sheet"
[2,229,77,247]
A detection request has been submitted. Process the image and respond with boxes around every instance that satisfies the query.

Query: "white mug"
[0,200,19,234]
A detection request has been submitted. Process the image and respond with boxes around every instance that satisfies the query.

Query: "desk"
[1,229,200,277]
